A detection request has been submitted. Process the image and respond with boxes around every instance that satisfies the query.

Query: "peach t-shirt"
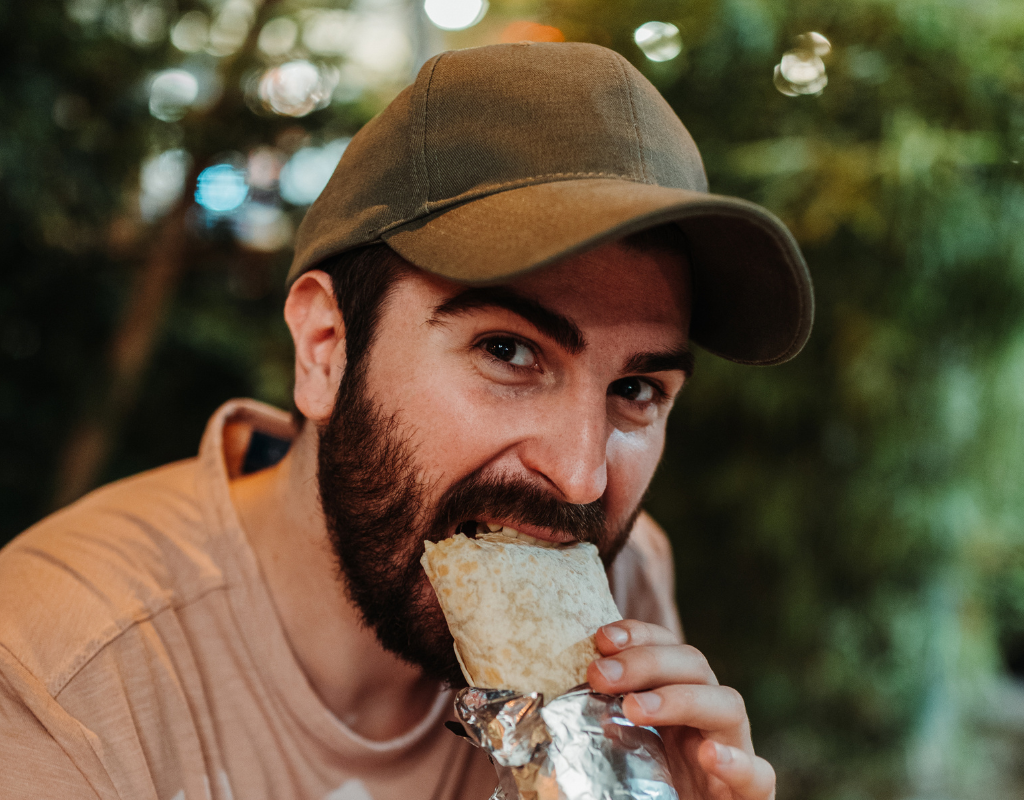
[0,399,682,800]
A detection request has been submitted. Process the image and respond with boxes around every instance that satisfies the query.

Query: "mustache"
[426,471,607,545]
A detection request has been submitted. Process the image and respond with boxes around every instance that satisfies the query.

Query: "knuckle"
[623,644,660,678]
[722,686,746,719]
[682,645,712,674]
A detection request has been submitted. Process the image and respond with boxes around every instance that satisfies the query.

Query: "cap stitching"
[419,53,445,209]
[366,172,635,239]
[419,172,637,215]
[613,53,648,184]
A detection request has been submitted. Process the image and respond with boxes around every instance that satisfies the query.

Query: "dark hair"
[292,243,410,426]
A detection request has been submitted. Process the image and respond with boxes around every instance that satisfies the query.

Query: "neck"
[229,421,441,740]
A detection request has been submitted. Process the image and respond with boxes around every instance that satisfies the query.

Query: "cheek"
[605,427,666,514]
[368,353,530,479]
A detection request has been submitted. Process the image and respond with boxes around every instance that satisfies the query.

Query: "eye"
[609,376,657,403]
[482,337,537,368]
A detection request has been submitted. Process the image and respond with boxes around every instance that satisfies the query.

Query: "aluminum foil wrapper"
[454,686,679,800]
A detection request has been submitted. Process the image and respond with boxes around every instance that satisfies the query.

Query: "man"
[0,42,812,800]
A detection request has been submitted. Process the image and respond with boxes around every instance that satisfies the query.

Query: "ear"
[284,270,346,423]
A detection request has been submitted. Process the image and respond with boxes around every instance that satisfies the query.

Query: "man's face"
[317,240,692,685]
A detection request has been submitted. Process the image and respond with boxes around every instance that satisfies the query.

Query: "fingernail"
[595,658,623,682]
[634,691,662,713]
[603,625,629,647]
[714,742,733,764]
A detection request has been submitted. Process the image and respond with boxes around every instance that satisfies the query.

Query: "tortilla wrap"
[421,531,623,701]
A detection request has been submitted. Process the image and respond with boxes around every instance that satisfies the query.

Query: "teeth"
[474,525,561,548]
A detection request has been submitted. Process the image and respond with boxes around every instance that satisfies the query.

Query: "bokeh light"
[346,15,410,76]
[195,163,248,213]
[302,10,353,56]
[257,17,298,57]
[499,21,565,43]
[634,21,683,62]
[171,10,210,53]
[65,0,104,26]
[129,2,168,47]
[424,0,487,32]
[279,139,349,206]
[139,149,190,221]
[246,146,286,191]
[258,60,336,117]
[207,0,255,57]
[794,31,831,57]
[148,69,199,122]
[774,33,831,96]
[233,202,294,251]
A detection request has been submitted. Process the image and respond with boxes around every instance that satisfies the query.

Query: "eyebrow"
[429,286,587,355]
[624,348,695,379]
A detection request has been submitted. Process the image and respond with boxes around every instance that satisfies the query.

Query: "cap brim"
[382,178,813,366]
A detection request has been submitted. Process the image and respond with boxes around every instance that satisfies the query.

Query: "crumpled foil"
[454,686,679,800]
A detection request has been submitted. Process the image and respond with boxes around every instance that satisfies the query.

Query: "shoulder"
[0,460,225,696]
[625,511,675,564]
[608,511,683,640]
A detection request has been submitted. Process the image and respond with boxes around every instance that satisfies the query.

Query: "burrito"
[421,527,623,701]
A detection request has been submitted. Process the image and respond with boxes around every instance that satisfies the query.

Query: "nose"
[519,390,609,506]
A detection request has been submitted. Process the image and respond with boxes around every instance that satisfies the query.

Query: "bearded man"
[0,42,812,800]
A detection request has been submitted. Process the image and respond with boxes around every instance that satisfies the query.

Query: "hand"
[586,620,775,800]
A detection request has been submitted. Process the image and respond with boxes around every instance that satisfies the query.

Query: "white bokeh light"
[140,149,190,220]
[129,2,168,47]
[347,15,410,75]
[634,21,683,62]
[279,139,349,206]
[233,203,294,251]
[171,10,210,52]
[779,52,826,87]
[207,0,255,57]
[302,10,353,56]
[774,32,831,97]
[149,69,199,121]
[794,31,831,58]
[195,163,248,213]
[258,17,298,57]
[258,60,336,117]
[423,0,487,31]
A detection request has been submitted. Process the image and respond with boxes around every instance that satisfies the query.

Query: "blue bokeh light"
[195,164,248,213]
[279,139,349,206]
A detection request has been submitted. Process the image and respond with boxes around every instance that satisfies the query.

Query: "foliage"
[3,1,1024,798]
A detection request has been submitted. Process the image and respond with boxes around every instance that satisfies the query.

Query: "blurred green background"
[2,0,1023,797]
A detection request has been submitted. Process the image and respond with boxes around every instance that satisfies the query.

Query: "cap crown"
[292,42,709,276]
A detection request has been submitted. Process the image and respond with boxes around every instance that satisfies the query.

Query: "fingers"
[588,642,718,695]
[595,620,678,655]
[621,684,751,750]
[697,739,776,800]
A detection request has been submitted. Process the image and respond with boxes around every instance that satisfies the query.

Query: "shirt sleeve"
[0,646,116,800]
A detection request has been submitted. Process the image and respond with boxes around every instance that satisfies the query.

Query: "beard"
[316,360,640,686]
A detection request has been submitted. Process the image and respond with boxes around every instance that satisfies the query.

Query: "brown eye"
[483,337,536,368]
[610,377,655,403]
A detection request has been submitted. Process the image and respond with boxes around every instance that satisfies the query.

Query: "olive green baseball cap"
[289,41,813,365]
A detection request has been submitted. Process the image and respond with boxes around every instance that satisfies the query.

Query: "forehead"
[404,239,692,338]
[509,240,690,327]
